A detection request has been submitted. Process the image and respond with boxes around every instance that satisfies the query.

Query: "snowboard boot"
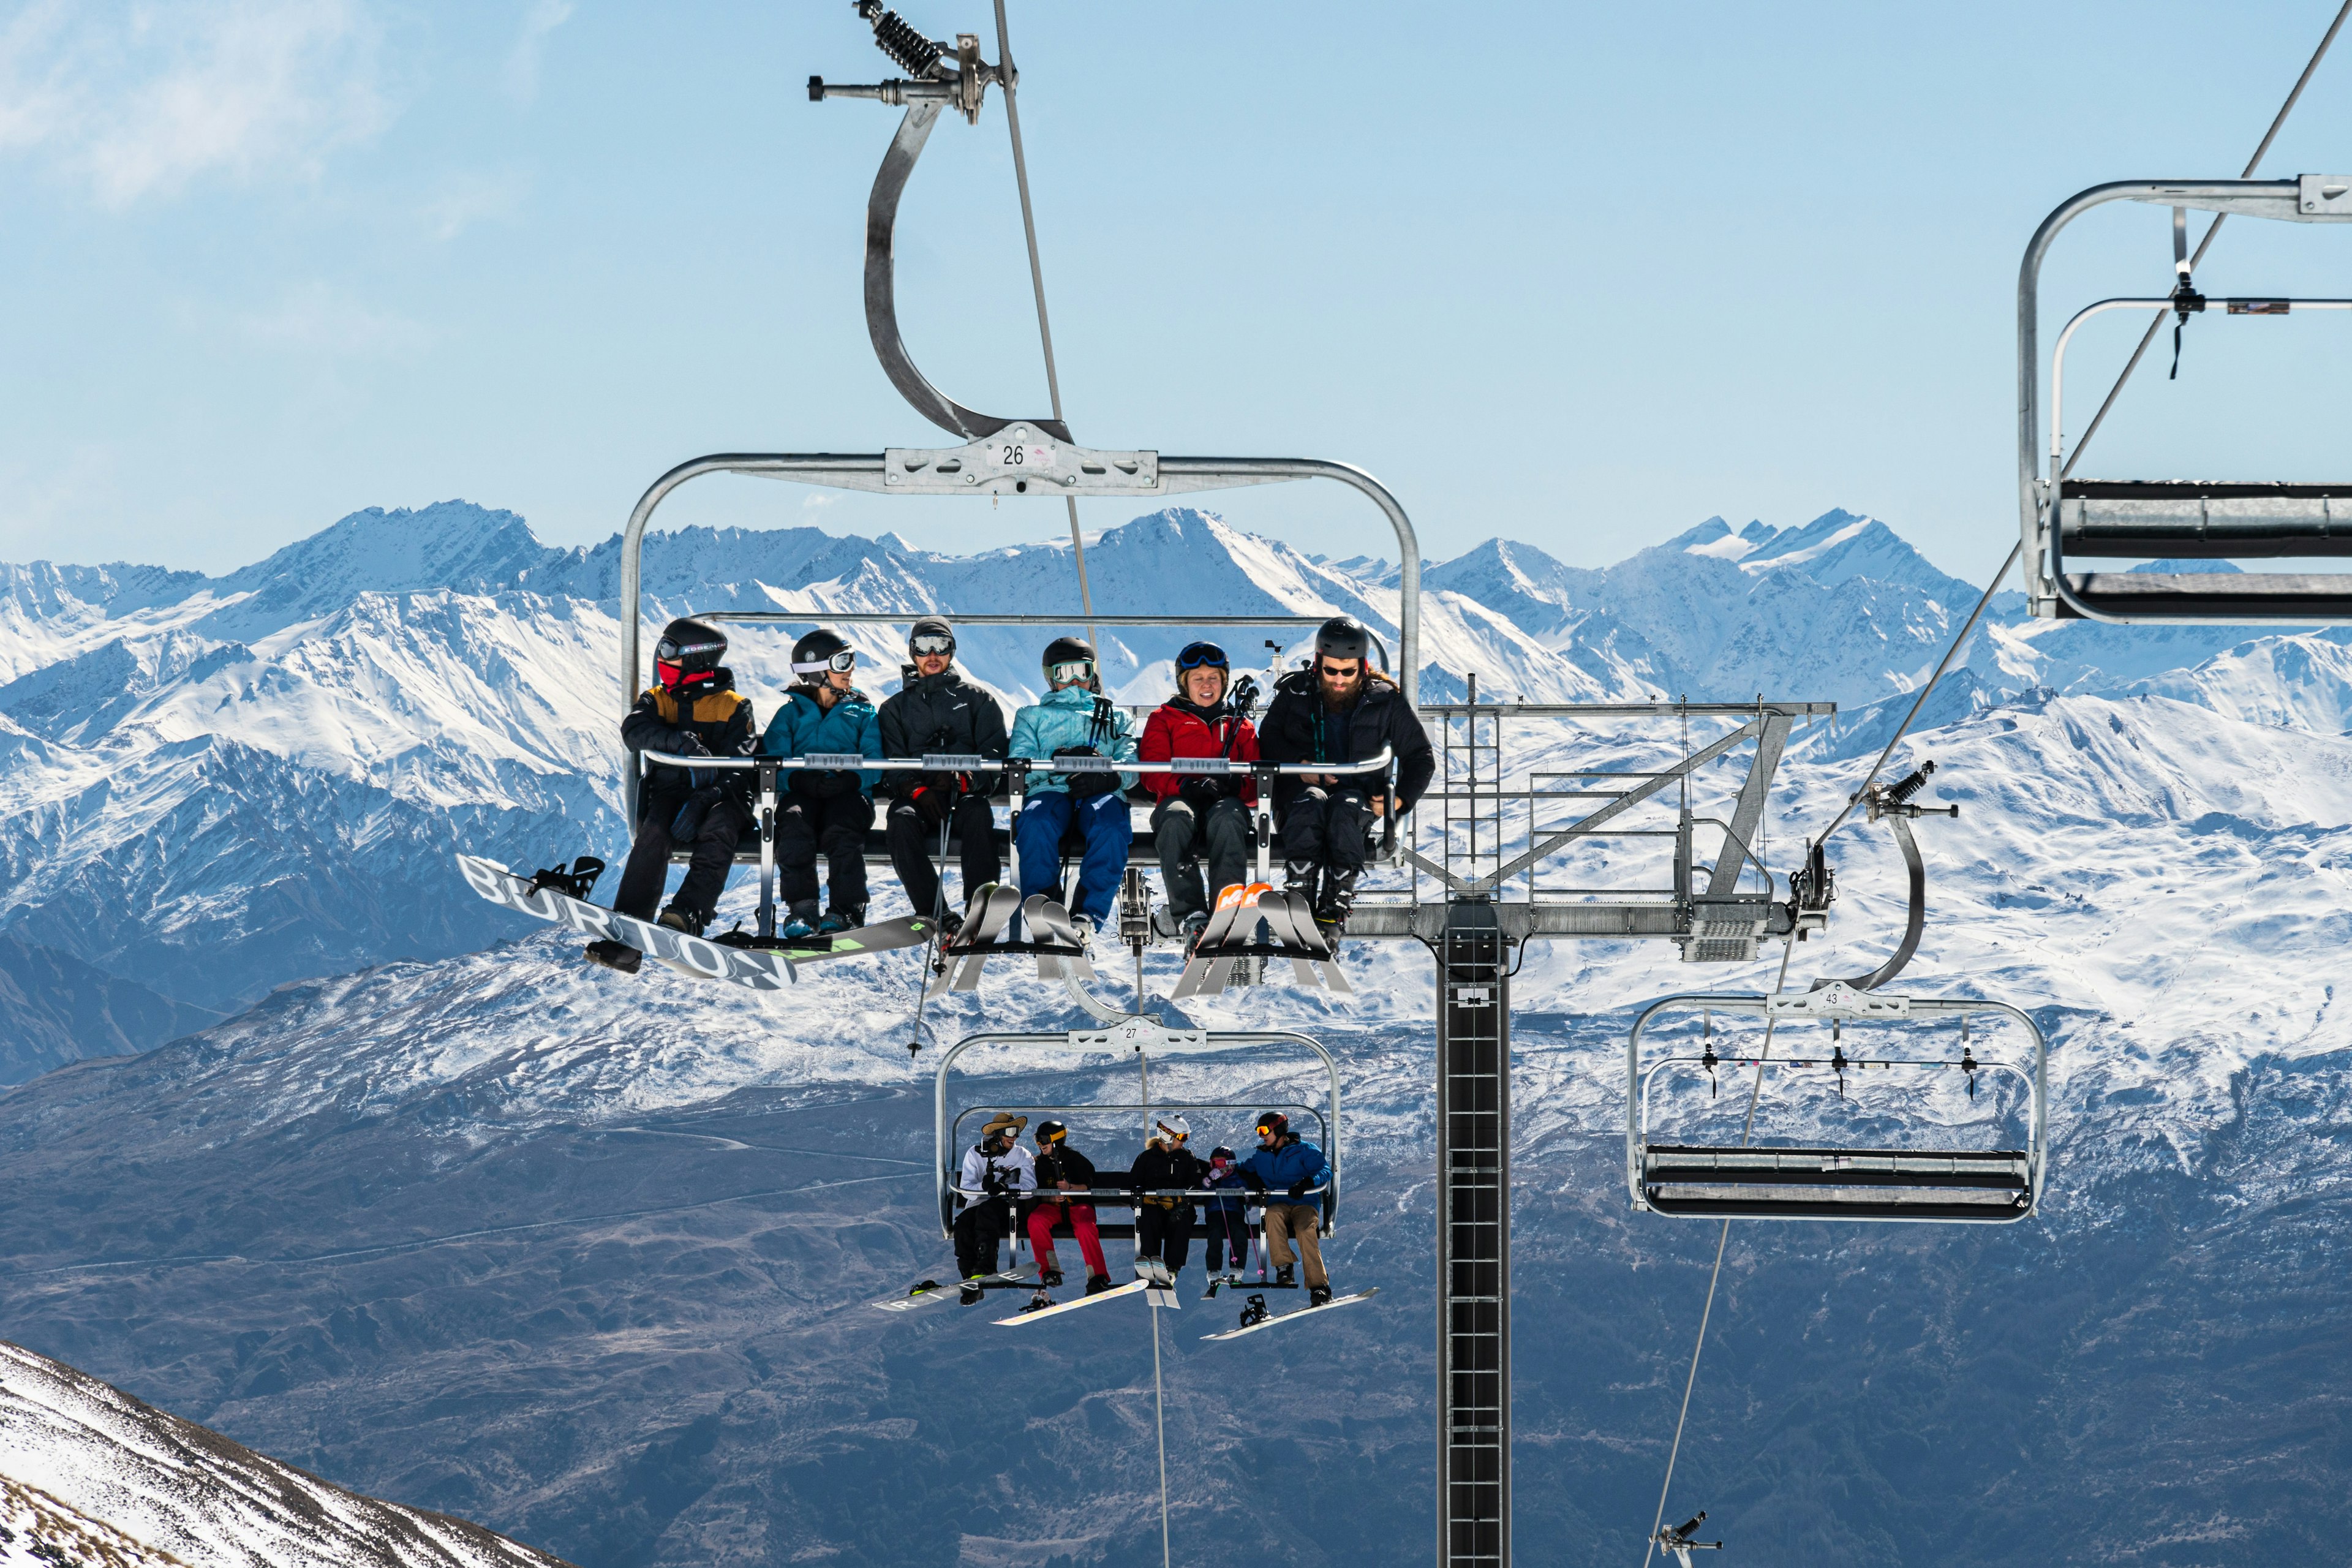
[658,905,707,937]
[1309,1283,1334,1308]
[584,940,641,974]
[959,1278,986,1307]
[1275,1264,1296,1289]
[817,905,866,935]
[781,902,822,941]
[1039,1265,1065,1289]
[1085,1273,1114,1296]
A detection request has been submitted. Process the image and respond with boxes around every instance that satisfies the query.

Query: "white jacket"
[956,1142,1036,1208]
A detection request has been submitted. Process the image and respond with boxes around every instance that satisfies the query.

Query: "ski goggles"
[1175,641,1228,671]
[1046,658,1095,686]
[792,649,858,676]
[910,631,954,656]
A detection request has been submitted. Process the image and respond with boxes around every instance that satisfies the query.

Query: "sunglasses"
[795,649,857,674]
[1046,659,1094,685]
[1176,642,1227,671]
[910,633,954,655]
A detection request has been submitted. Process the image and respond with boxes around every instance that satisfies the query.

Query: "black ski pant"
[614,786,752,927]
[1152,794,1251,919]
[953,1199,1011,1280]
[887,793,1000,920]
[777,790,875,916]
[1201,1205,1250,1272]
[1279,786,1375,896]
[1134,1200,1193,1273]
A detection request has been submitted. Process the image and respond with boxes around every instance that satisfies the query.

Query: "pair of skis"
[925,883,1096,997]
[456,854,936,990]
[1170,882,1351,1000]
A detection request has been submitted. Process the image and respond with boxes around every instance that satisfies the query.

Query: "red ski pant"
[1026,1201,1109,1278]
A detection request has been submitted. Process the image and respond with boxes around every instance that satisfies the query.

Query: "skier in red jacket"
[1136,642,1261,938]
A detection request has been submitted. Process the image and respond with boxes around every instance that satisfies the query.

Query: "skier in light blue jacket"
[1008,636,1138,930]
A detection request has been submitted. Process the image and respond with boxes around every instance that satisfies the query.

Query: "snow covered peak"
[203,502,574,636]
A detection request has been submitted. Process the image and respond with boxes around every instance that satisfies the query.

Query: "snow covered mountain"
[5,497,2352,1564]
[1,1340,570,1567]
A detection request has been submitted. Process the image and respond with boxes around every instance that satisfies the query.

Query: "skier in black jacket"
[589,617,758,974]
[1256,615,1435,932]
[1025,1120,1115,1295]
[876,619,1009,934]
[1128,1115,1208,1285]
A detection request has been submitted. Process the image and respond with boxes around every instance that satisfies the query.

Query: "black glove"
[1178,776,1231,810]
[1286,1178,1311,1200]
[1054,747,1121,798]
[1240,1170,1267,1193]
[910,785,953,826]
[673,732,711,758]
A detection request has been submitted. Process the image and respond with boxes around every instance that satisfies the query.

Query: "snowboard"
[992,1278,1151,1324]
[456,854,796,990]
[873,1270,1029,1313]
[1200,1286,1379,1341]
[713,912,938,961]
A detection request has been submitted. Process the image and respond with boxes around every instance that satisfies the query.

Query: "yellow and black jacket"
[622,669,756,813]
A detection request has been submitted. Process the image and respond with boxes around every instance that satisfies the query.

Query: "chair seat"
[1641,1143,2032,1221]
[2058,479,2352,559]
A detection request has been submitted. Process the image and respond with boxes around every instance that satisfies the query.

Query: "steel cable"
[991,1,1100,654]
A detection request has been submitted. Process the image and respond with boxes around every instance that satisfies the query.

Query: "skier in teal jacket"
[760,630,884,936]
[1008,636,1138,930]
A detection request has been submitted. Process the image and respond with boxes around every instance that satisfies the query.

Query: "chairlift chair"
[935,1016,1342,1246]
[2021,176,2352,624]
[1626,982,2049,1223]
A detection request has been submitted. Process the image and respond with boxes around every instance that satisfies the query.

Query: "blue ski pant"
[1014,789,1132,924]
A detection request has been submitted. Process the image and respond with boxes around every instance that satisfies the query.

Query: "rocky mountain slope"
[0,1340,570,1567]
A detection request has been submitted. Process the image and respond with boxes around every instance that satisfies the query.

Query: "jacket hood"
[787,685,876,718]
[1038,684,1104,709]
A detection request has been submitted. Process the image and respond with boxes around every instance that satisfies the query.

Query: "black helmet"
[1042,635,1098,688]
[654,618,726,689]
[908,617,956,660]
[791,629,855,680]
[1035,1119,1068,1145]
[1254,1110,1289,1139]
[1314,616,1371,663]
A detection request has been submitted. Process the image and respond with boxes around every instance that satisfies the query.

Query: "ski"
[1273,890,1351,994]
[991,1278,1151,1324]
[1021,894,1098,982]
[457,854,796,990]
[1200,1286,1379,1341]
[872,1270,1028,1313]
[933,883,1022,996]
[1170,881,1268,1000]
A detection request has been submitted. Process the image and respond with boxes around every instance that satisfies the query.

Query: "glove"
[1054,747,1121,798]
[672,732,711,758]
[1178,776,1231,810]
[1240,1170,1267,1193]
[1286,1178,1311,1200]
[910,785,952,826]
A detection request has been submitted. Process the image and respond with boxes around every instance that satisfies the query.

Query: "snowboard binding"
[527,856,605,901]
[1238,1294,1270,1330]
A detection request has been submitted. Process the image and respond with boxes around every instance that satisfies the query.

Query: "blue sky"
[4,0,2352,585]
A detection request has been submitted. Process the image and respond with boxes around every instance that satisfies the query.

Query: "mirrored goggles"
[910,633,955,656]
[1176,641,1227,671]
[793,650,858,675]
[1046,659,1095,686]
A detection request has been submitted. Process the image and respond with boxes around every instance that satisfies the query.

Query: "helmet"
[1175,641,1228,671]
[654,618,726,690]
[1042,635,1098,688]
[791,629,855,679]
[1314,616,1372,664]
[1035,1119,1068,1145]
[1156,1113,1191,1142]
[908,617,956,660]
[1254,1110,1289,1139]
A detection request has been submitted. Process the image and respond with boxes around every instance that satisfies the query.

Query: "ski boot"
[1039,1265,1065,1289]
[583,940,641,974]
[1134,1256,1174,1288]
[1180,909,1208,948]
[1309,1284,1334,1308]
[780,902,822,942]
[1084,1273,1115,1296]
[959,1278,986,1307]
[1238,1294,1270,1330]
[1283,859,1321,914]
[1275,1264,1296,1289]
[1314,867,1360,939]
[817,905,866,936]
[938,908,964,938]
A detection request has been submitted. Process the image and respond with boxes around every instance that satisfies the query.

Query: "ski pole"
[902,788,957,1058]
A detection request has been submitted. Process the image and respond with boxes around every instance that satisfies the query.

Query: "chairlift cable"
[1638,937,1795,1568]
[2063,0,2352,472]
[990,0,1101,654]
[1809,0,2352,854]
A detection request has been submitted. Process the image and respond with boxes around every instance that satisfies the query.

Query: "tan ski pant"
[1259,1202,1327,1289]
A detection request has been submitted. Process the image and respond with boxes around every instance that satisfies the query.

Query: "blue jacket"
[1201,1163,1251,1215]
[760,687,883,794]
[1009,686,1139,796]
[1239,1137,1332,1202]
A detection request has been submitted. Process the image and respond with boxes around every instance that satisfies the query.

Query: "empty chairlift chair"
[1626,982,2049,1223]
[2021,176,2352,624]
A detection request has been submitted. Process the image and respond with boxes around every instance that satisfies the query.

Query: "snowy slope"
[0,1340,570,1567]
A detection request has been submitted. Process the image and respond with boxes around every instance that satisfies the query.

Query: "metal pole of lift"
[1438,896,1509,1568]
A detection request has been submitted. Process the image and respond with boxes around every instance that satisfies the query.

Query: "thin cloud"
[420,167,529,241]
[241,281,430,359]
[0,0,391,208]
[503,0,572,105]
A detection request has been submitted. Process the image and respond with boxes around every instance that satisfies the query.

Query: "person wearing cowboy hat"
[1128,1113,1208,1287]
[1025,1120,1115,1297]
[954,1112,1037,1303]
